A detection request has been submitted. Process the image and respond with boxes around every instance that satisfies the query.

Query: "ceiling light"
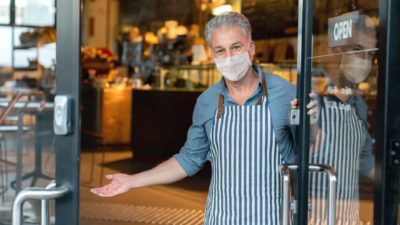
[212,4,233,16]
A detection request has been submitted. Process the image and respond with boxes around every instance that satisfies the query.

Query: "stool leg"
[0,134,8,204]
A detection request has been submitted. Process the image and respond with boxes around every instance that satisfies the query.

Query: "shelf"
[13,66,37,71]
[13,44,37,50]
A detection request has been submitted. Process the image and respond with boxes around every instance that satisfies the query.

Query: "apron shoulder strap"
[262,75,268,97]
[256,75,268,105]
[217,94,224,119]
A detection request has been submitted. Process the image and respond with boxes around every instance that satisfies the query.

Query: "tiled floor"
[79,149,377,225]
[79,149,210,225]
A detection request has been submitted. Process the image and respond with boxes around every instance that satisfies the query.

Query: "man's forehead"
[348,34,377,48]
[210,25,249,47]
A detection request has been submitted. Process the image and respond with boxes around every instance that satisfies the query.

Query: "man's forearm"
[129,157,188,189]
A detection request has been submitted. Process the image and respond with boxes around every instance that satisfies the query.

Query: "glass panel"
[81,1,299,224]
[15,0,55,26]
[0,22,56,225]
[0,0,10,24]
[308,1,379,224]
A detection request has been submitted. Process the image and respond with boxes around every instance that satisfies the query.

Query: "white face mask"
[340,54,372,84]
[214,51,252,82]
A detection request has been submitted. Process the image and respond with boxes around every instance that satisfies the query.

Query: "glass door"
[0,0,81,224]
[290,0,400,224]
[0,0,57,223]
[308,6,379,224]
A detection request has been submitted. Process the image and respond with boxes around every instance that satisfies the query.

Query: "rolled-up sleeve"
[359,131,374,176]
[354,96,375,176]
[174,98,212,176]
[267,74,297,164]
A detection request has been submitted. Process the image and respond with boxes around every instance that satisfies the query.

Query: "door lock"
[290,108,300,125]
[53,95,72,135]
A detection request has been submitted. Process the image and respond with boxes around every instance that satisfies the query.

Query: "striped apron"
[204,76,282,225]
[308,97,366,225]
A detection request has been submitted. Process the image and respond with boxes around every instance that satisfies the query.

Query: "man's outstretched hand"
[90,173,134,197]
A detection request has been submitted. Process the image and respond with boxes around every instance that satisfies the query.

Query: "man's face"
[210,25,255,59]
[336,29,377,60]
[327,28,378,85]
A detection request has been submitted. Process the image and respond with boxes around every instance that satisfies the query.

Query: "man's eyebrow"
[352,44,364,49]
[213,42,243,49]
[230,42,242,46]
[213,45,224,49]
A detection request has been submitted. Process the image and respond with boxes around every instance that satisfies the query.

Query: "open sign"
[334,20,352,41]
[328,11,360,47]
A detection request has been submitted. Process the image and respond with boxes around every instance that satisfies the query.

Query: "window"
[0,27,12,67]
[0,0,10,24]
[15,0,55,26]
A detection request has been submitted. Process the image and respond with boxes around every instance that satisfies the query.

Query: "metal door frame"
[374,0,400,224]
[295,0,313,224]
[295,0,400,224]
[55,0,82,224]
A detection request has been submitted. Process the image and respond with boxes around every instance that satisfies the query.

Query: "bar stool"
[0,125,32,203]
[0,91,47,195]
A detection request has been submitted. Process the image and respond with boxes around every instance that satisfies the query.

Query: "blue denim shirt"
[174,65,297,176]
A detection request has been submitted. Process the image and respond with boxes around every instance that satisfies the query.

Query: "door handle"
[281,164,337,225]
[12,181,69,225]
[41,180,56,225]
[281,166,291,225]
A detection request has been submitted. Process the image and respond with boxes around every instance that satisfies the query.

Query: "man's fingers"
[291,99,299,108]
[307,108,319,115]
[309,92,318,99]
[94,185,126,197]
[91,186,117,197]
[105,174,114,180]
[307,100,318,109]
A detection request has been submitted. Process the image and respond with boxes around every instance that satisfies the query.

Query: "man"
[91,12,296,224]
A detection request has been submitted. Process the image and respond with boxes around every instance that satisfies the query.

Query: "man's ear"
[249,41,256,56]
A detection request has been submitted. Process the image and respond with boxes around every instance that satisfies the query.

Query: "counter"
[131,89,201,162]
[81,85,132,145]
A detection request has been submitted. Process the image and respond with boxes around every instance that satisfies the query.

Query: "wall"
[119,0,198,32]
[84,0,119,53]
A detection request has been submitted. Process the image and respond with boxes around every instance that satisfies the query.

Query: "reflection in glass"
[0,0,11,24]
[15,0,55,26]
[308,12,378,225]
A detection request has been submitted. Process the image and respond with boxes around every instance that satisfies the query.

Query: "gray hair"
[354,14,377,37]
[204,12,252,45]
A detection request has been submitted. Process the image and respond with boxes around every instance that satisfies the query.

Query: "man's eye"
[215,49,224,55]
[232,45,242,51]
